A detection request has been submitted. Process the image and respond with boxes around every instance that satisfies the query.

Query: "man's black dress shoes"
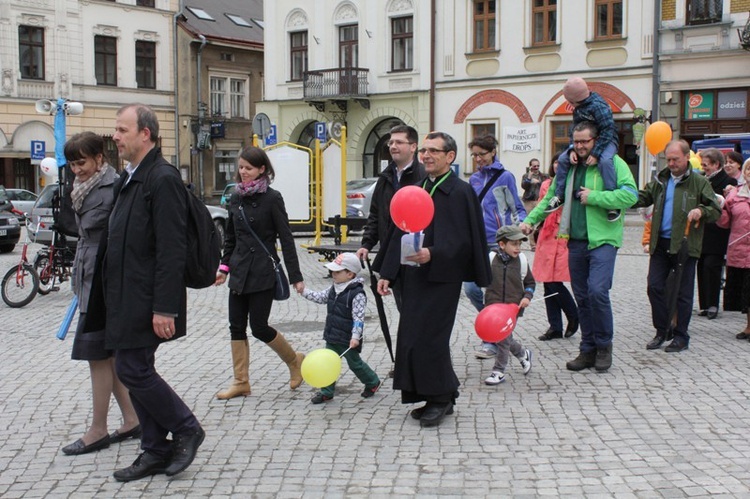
[165,427,205,476]
[109,425,142,444]
[419,403,453,427]
[664,338,689,353]
[646,334,666,350]
[62,435,111,455]
[113,452,171,482]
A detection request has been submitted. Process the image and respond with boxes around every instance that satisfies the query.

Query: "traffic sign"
[315,122,326,141]
[31,140,46,161]
[265,124,277,145]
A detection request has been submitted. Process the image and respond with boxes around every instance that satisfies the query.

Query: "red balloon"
[390,186,435,233]
[474,303,520,343]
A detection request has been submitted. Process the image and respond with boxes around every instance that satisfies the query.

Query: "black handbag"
[238,205,290,301]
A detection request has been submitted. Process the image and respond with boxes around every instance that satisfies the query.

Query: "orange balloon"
[644,121,672,155]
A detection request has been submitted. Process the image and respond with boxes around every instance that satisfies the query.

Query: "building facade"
[0,0,177,192]
[175,0,264,202]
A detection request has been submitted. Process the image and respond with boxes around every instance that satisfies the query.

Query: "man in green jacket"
[634,139,720,352]
[521,121,638,372]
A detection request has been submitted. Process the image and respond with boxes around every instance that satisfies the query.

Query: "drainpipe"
[429,0,436,131]
[651,1,661,122]
[173,0,183,177]
[196,34,207,200]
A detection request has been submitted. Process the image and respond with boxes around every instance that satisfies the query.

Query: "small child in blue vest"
[298,252,381,404]
[483,225,535,385]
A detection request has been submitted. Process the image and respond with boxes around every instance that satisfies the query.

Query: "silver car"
[4,188,38,219]
[346,178,378,218]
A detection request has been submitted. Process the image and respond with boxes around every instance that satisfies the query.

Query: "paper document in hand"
[400,231,424,266]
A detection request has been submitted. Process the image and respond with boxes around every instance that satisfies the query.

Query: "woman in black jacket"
[215,146,305,399]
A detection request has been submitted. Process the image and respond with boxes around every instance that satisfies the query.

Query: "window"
[135,41,156,89]
[391,17,413,71]
[532,0,557,46]
[469,123,497,173]
[214,149,238,192]
[19,26,44,80]
[95,35,117,86]
[102,136,121,170]
[686,0,722,25]
[473,0,496,52]
[551,122,573,155]
[187,7,214,21]
[290,31,308,81]
[594,0,622,39]
[210,76,248,118]
[136,0,155,7]
[339,25,358,68]
[226,14,252,27]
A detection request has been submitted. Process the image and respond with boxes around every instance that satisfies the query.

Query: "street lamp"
[35,98,84,170]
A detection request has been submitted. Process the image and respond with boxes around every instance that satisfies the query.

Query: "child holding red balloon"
[297,252,382,404]
[481,225,535,385]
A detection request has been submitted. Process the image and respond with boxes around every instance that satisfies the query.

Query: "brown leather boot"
[216,340,251,399]
[267,333,305,390]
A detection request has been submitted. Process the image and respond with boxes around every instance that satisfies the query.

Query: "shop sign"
[717,90,747,119]
[502,125,540,152]
[685,92,713,120]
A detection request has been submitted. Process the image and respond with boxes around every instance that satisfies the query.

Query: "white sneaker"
[484,371,506,385]
[519,349,533,375]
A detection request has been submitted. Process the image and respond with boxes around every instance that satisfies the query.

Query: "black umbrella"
[664,221,695,339]
[363,257,395,363]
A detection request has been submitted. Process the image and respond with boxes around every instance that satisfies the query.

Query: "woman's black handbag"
[238,205,290,301]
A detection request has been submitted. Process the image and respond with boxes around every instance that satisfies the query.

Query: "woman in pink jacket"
[533,154,579,340]
[717,158,750,340]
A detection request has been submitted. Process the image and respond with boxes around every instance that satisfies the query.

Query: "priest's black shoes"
[411,404,454,420]
[62,435,110,455]
[419,403,453,427]
[113,452,171,482]
[165,427,205,476]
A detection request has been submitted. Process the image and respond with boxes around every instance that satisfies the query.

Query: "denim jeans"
[567,240,618,352]
[543,282,579,332]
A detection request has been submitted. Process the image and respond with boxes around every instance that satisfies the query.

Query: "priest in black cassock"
[377,131,491,428]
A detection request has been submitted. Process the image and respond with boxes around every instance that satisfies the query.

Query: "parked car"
[206,204,228,249]
[346,178,378,218]
[0,208,21,253]
[4,188,38,219]
[27,183,66,246]
[220,183,236,209]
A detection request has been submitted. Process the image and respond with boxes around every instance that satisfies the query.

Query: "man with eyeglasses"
[377,131,491,428]
[633,140,720,353]
[522,121,637,372]
[357,125,425,310]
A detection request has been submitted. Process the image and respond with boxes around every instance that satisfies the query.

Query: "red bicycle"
[1,219,40,307]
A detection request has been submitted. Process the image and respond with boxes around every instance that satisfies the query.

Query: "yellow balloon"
[301,348,342,388]
[689,151,702,171]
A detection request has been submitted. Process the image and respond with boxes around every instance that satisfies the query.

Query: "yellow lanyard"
[422,171,452,197]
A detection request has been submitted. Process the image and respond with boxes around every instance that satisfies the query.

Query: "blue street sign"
[315,122,327,142]
[31,140,46,160]
[265,124,277,145]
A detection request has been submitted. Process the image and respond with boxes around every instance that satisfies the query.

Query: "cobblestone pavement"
[1,216,749,498]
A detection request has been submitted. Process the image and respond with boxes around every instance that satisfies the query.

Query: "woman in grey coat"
[61,132,140,456]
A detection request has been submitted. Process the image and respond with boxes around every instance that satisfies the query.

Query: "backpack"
[51,164,80,238]
[488,251,527,280]
[144,160,221,289]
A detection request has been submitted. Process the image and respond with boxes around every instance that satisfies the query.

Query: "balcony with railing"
[303,68,369,100]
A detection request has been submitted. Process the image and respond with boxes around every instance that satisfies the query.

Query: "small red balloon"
[390,185,435,233]
[474,303,520,343]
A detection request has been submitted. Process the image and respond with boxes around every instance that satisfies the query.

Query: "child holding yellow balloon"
[297,252,382,404]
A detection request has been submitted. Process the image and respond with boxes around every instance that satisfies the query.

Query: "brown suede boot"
[216,340,251,399]
[267,333,305,390]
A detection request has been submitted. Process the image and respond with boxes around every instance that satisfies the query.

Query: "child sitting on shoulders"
[484,225,535,386]
[297,252,382,404]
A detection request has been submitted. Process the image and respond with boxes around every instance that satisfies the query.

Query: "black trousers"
[228,288,276,342]
[697,253,724,311]
[115,345,201,458]
[647,238,697,341]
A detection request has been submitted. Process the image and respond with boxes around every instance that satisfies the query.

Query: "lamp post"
[35,98,84,171]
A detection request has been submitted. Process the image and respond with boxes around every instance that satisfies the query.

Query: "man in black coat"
[357,124,425,311]
[696,148,737,319]
[107,104,204,482]
[377,131,491,428]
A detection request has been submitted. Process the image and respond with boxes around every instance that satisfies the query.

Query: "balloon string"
[339,347,352,358]
[529,292,559,304]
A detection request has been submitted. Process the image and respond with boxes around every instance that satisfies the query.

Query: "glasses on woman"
[469,150,492,158]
